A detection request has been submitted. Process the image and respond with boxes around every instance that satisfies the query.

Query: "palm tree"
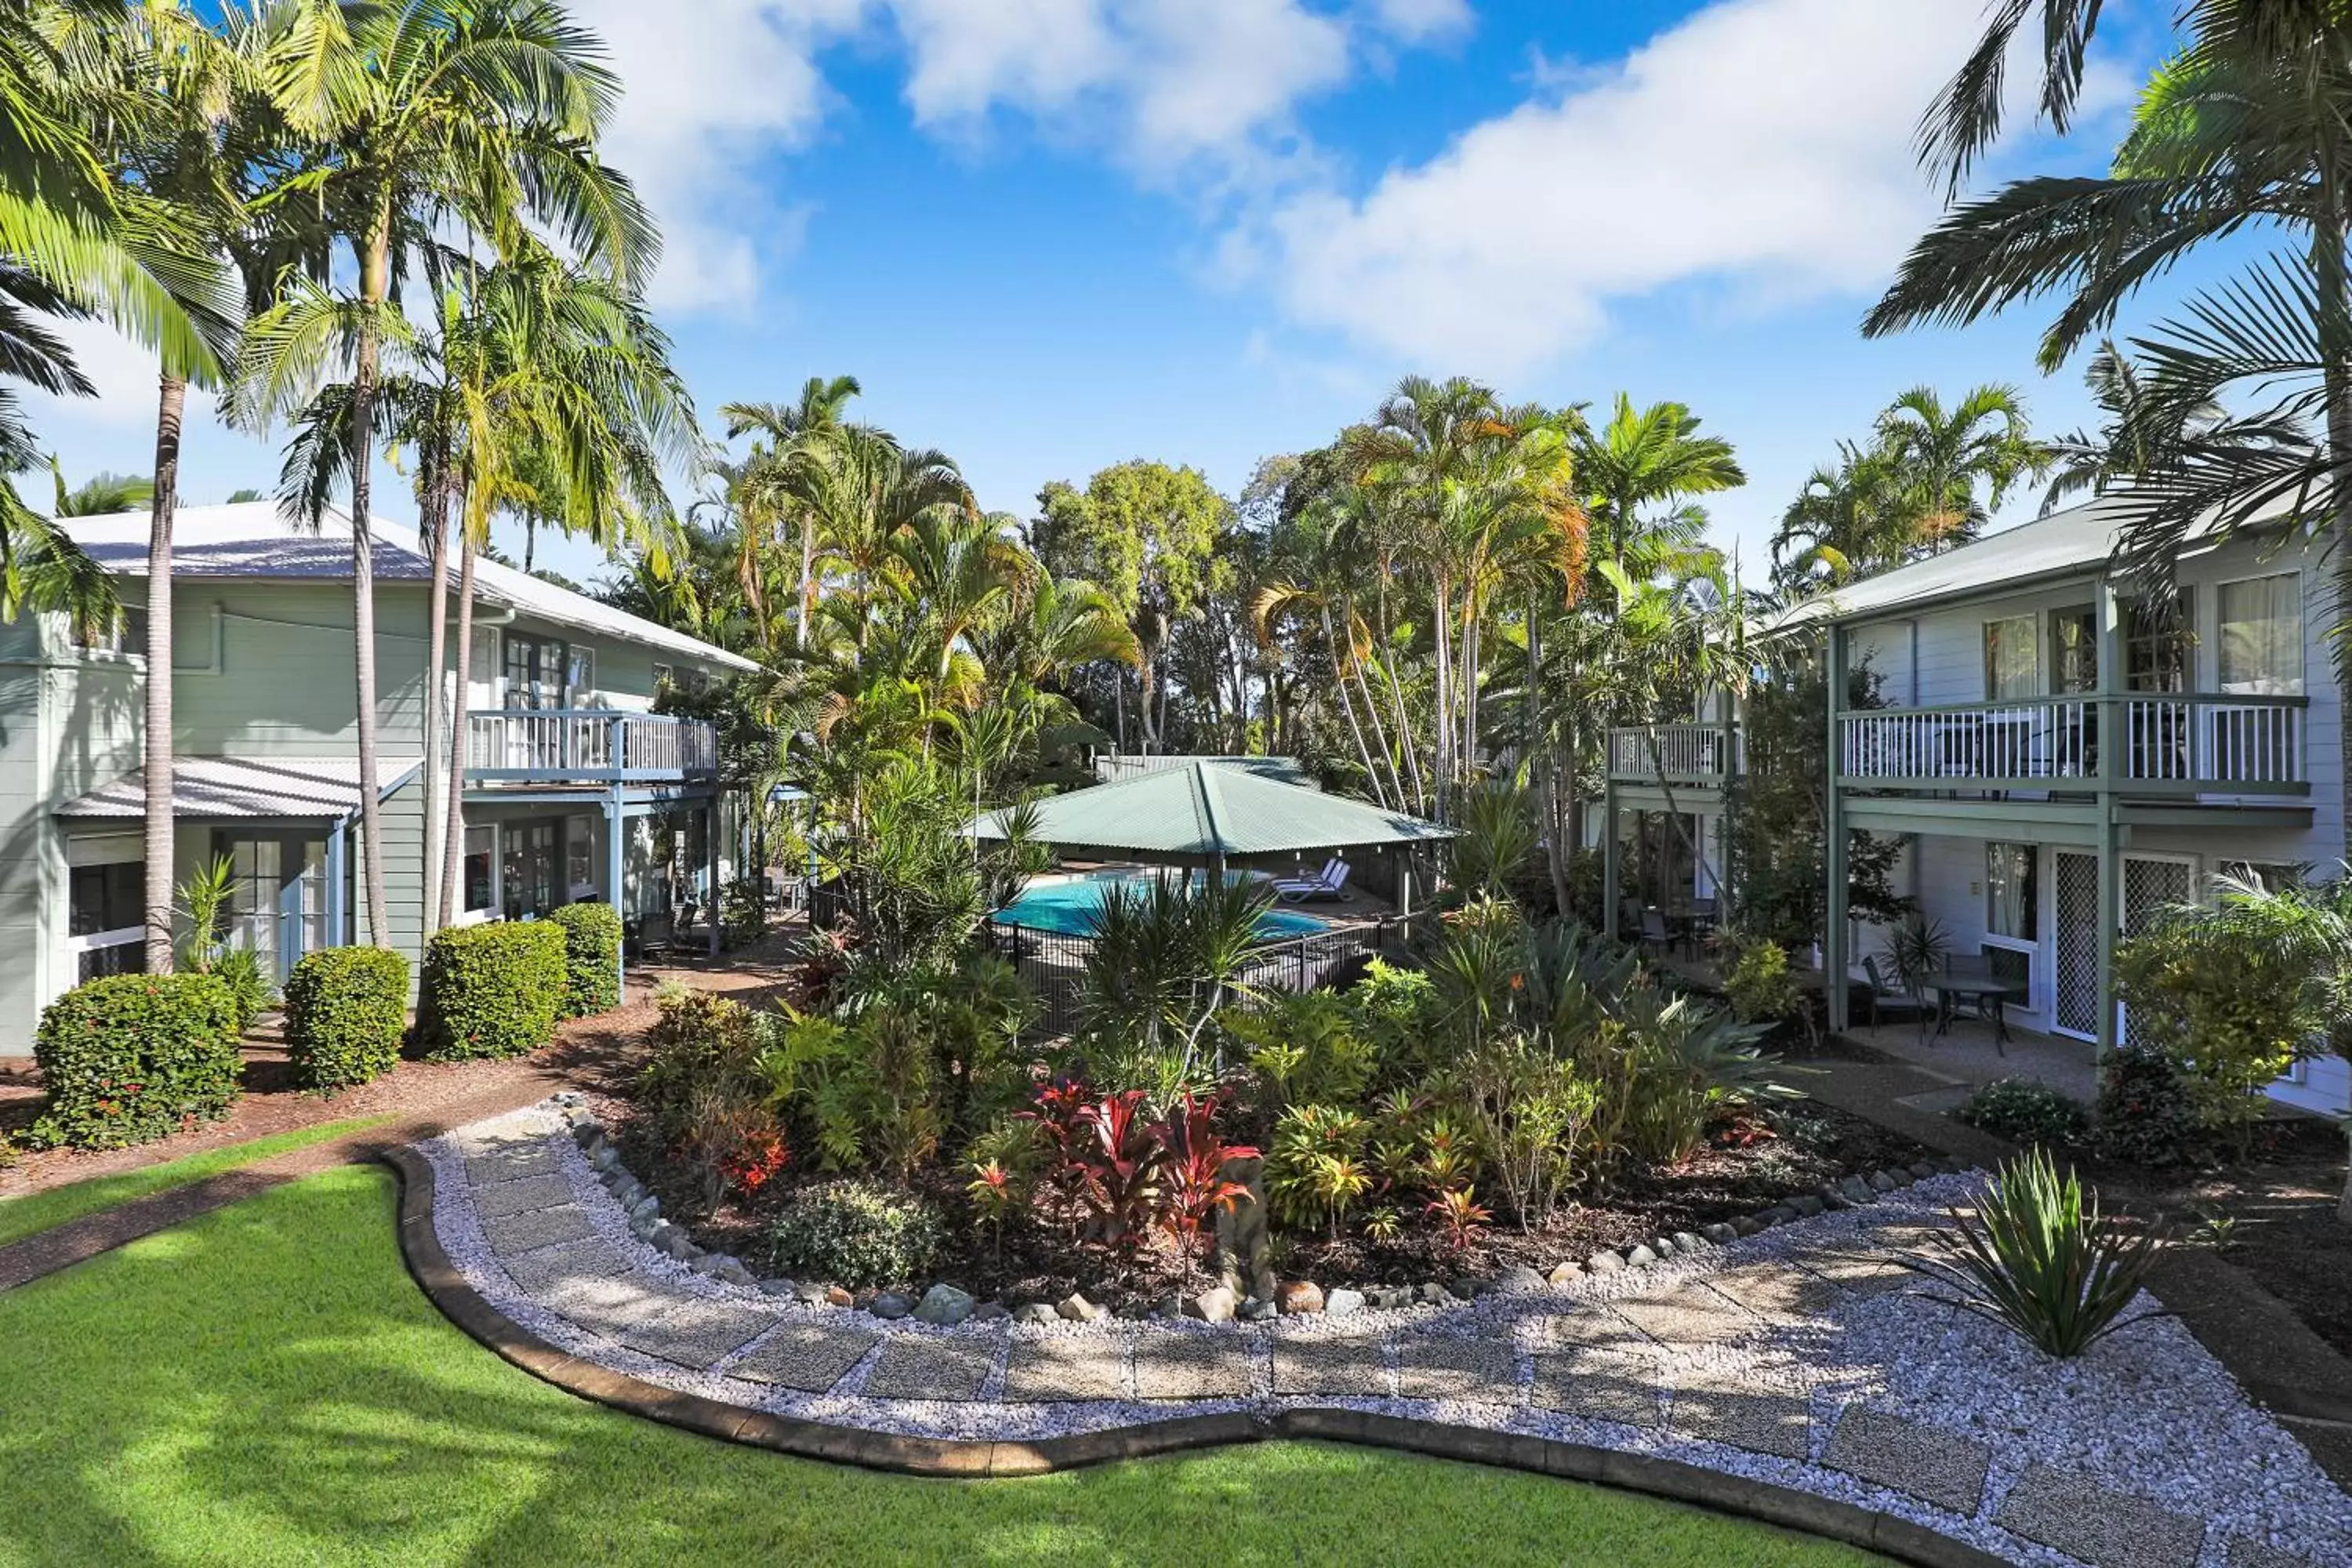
[1871,383,2045,552]
[47,462,151,516]
[1573,394,1744,575]
[246,0,655,946]
[721,375,860,650]
[789,424,971,655]
[2041,338,2226,511]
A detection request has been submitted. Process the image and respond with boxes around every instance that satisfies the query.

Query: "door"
[222,834,328,983]
[2053,851,2100,1038]
[2049,605,2097,778]
[2122,855,2195,1047]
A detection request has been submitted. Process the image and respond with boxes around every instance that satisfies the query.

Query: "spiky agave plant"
[1907,1149,2165,1358]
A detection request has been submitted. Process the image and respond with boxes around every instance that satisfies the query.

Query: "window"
[1986,843,2038,943]
[564,645,594,705]
[652,662,673,694]
[2125,592,2194,692]
[67,861,144,981]
[1983,615,2038,701]
[462,826,496,920]
[503,634,568,710]
[565,816,596,900]
[71,604,147,655]
[2217,573,2303,695]
[503,821,560,920]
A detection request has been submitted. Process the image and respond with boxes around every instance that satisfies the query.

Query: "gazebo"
[971,759,1452,909]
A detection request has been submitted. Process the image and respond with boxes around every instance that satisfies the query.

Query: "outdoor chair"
[1639,908,1671,959]
[1276,859,1352,902]
[1860,954,1930,1034]
[630,909,676,962]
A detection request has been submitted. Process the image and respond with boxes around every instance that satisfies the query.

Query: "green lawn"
[0,1117,393,1249]
[0,1167,1887,1567]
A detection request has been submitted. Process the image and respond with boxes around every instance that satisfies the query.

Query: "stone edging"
[383,1143,2009,1568]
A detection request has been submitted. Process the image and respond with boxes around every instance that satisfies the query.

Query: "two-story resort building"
[0,502,754,1052]
[1609,495,2350,1119]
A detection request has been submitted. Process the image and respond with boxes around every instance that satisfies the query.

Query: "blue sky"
[32,0,2187,586]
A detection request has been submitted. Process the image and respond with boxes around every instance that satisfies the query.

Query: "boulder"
[1700,1223,1738,1246]
[1324,1287,1367,1318]
[1239,1296,1279,1323]
[1837,1174,1878,1206]
[1057,1291,1108,1323]
[869,1292,912,1321]
[1908,1160,1944,1181]
[760,1276,800,1298]
[913,1283,975,1327]
[1731,1215,1766,1237]
[1671,1231,1708,1254]
[1624,1243,1660,1267]
[1587,1250,1627,1273]
[1014,1302,1061,1326]
[1788,1195,1826,1218]
[1276,1279,1325,1316]
[972,1301,1011,1323]
[628,1193,661,1225]
[572,1122,603,1150]
[1416,1282,1451,1306]
[825,1284,854,1308]
[1185,1286,1239,1323]
[1490,1265,1548,1297]
[1760,1203,1800,1226]
[1878,1167,1913,1189]
[1545,1261,1583,1289]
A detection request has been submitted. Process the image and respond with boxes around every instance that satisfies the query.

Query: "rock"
[1185,1285,1238,1323]
[1587,1250,1626,1273]
[869,1292,912,1321]
[1837,1175,1878,1206]
[1324,1287,1367,1318]
[913,1283,975,1327]
[1788,1195,1826,1218]
[1761,1203,1799,1225]
[659,1229,696,1261]
[1276,1279,1325,1316]
[1818,1184,1853,1211]
[1115,1302,1149,1321]
[1937,1154,1971,1174]
[1416,1282,1450,1306]
[1490,1265,1548,1297]
[1149,1292,1184,1319]
[691,1251,739,1277]
[1879,1167,1913,1189]
[1239,1296,1279,1323]
[1546,1261,1583,1288]
[1447,1276,1484,1301]
[1057,1291,1108,1323]
[1731,1215,1766,1237]
[973,1301,1010,1323]
[1653,1236,1679,1259]
[1671,1231,1707,1254]
[1907,1160,1944,1181]
[1014,1302,1060,1326]
[789,1280,831,1306]
[825,1284,854,1308]
[1700,1223,1737,1246]
[628,1193,660,1224]
[695,1254,756,1287]
[572,1122,603,1149]
[590,1144,619,1171]
[1624,1243,1659,1267]
[760,1276,800,1298]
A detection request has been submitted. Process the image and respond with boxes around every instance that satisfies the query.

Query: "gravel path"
[426,1102,2352,1568]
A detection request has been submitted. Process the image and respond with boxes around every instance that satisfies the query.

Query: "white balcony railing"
[464,709,718,782]
[1607,724,1740,782]
[1838,694,2308,793]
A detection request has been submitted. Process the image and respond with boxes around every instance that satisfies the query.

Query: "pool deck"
[1010,862,1405,931]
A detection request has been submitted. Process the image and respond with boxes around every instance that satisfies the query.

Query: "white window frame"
[63,842,145,987]
[455,824,499,925]
[2210,568,2305,696]
[1983,612,2040,702]
[564,644,595,707]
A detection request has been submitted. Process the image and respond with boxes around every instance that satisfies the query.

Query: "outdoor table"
[1922,964,2031,1053]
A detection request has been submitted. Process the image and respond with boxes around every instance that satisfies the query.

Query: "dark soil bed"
[624,1099,1931,1312]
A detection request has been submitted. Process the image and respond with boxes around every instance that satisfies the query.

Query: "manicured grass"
[0,1169,1887,1566]
[0,1117,393,1249]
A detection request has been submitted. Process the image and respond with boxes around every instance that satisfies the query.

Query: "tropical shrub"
[1909,1149,2162,1358]
[419,920,566,1060]
[2092,1046,2211,1167]
[548,903,622,1018]
[1153,1092,1257,1276]
[1076,869,1276,1083]
[1222,990,1378,1112]
[763,1178,945,1287]
[1958,1076,2091,1145]
[31,974,241,1150]
[1451,1038,1599,1227]
[638,984,787,1209]
[1347,959,1443,1073]
[721,877,766,947]
[211,947,275,1034]
[2116,898,2320,1145]
[175,856,274,1030]
[283,947,410,1091]
[1723,938,1802,1028]
[1265,1103,1374,1239]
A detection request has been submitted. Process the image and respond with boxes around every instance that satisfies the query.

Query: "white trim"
[2209,566,2305,696]
[64,924,141,956]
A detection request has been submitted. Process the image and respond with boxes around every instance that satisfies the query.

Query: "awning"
[971,759,1453,858]
[57,757,422,821]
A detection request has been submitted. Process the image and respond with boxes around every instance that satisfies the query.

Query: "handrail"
[1837,692,2308,792]
[1606,724,1741,780]
[464,708,718,781]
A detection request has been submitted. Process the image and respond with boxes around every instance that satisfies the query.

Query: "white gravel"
[422,1105,2352,1568]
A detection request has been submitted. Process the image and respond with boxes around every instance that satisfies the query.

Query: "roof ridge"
[1192,760,1228,853]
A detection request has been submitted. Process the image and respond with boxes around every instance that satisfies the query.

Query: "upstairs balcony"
[1607,723,1742,785]
[1837,694,2309,797]
[465,709,718,786]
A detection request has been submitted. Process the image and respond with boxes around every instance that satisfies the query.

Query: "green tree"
[722,374,862,652]
[1573,394,1744,575]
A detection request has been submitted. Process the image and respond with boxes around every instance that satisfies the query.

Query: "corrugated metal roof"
[973,760,1452,855]
[1096,753,1317,788]
[58,756,420,819]
[56,503,758,671]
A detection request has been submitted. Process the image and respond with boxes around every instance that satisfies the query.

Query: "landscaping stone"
[628,1194,660,1225]
[1875,1167,1909,1189]
[1133,1335,1250,1399]
[1276,1280,1325,1316]
[1788,1195,1825,1218]
[1238,1297,1278,1323]
[1821,1404,1992,1515]
[1324,1287,1367,1318]
[870,1293,912,1321]
[465,1146,561,1185]
[1447,1276,1483,1301]
[657,1228,697,1262]
[1907,1160,1943,1181]
[759,1276,799,1298]
[590,1144,619,1172]
[1004,1336,1127,1401]
[481,1203,597,1256]
[789,1280,831,1306]
[728,1322,879,1392]
[1818,1184,1852,1211]
[1587,1250,1626,1272]
[541,1272,681,1341]
[1529,1349,1663,1427]
[1624,1243,1660,1267]
[1836,1175,1878,1206]
[1700,1223,1737,1246]
[1534,1308,1650,1356]
[609,1177,643,1208]
[499,1236,633,1297]
[1705,1261,1838,1321]
[825,1285,854,1308]
[1490,1265,1548,1297]
[2226,1540,2324,1568]
[1992,1463,2206,1568]
[1668,1370,1813,1459]
[1013,1303,1060,1326]
[1795,1246,1912,1296]
[1545,1261,1582,1288]
[1149,1292,1182,1319]
[1610,1287,1757,1347]
[1057,1291,1107,1323]
[913,1283,975,1327]
[618,1298,784,1371]
[1395,1338,1516,1401]
[1731,1215,1766,1237]
[1368,1285,1415,1309]
[1184,1286,1237,1323]
[1416,1281,1450,1305]
[1671,1231,1706,1254]
[710,1258,759,1289]
[1272,1337,1388,1396]
[862,1336,995,1402]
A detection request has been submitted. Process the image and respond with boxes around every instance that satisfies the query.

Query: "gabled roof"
[1096,753,1317,789]
[59,755,419,820]
[55,502,757,671]
[972,760,1452,857]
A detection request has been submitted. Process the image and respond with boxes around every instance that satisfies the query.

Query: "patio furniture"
[1275,859,1352,902]
[1638,908,1672,960]
[1922,958,2029,1054]
[629,909,676,962]
[1860,954,1930,1033]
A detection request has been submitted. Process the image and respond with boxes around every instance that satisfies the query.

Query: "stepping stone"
[1531,1308,1650,1356]
[618,1297,785,1371]
[1704,1261,1840,1321]
[1133,1336,1250,1400]
[2227,1540,2323,1568]
[1272,1337,1389,1396]
[472,1173,576,1218]
[1793,1246,1913,1296]
[728,1322,878,1392]
[862,1336,996,1401]
[481,1203,596,1256]
[1394,1338,1518,1402]
[1528,1349,1664,1427]
[1993,1465,2205,1568]
[1003,1336,1129,1402]
[1611,1287,1759,1347]
[1668,1371,1813,1458]
[542,1272,688,1340]
[1821,1404,1992,1515]
[466,1145,563,1184]
[500,1236,633,1297]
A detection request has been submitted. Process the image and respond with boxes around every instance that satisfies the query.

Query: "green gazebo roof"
[971,760,1452,858]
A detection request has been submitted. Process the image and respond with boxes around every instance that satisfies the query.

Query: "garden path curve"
[399,1104,2352,1568]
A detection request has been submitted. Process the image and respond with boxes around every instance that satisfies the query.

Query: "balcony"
[464,709,718,785]
[1607,724,1741,784]
[1837,694,2309,797]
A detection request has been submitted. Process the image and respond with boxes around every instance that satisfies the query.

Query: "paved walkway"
[412,1105,2352,1568]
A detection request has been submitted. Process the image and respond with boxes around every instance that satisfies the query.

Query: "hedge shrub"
[419,920,564,1061]
[549,903,622,1018]
[32,974,241,1149]
[284,947,411,1091]
[1958,1076,2090,1145]
[763,1178,944,1287]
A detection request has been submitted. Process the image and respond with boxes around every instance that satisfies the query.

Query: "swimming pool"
[991,869,1332,938]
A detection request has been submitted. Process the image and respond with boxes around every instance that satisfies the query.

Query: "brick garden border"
[384,1145,2009,1568]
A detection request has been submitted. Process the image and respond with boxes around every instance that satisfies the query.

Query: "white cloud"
[1257,0,2013,376]
[1357,0,1471,45]
[20,317,218,437]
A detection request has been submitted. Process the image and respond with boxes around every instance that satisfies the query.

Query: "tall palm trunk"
[347,219,392,946]
[141,371,185,972]
[1320,604,1388,808]
[797,506,817,650]
[1530,601,1570,918]
[420,454,452,935]
[1430,575,1454,820]
[441,527,479,930]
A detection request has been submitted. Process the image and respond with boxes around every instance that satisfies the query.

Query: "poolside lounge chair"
[1275,859,1351,902]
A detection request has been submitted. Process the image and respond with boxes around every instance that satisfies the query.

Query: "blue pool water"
[992,870,1332,938]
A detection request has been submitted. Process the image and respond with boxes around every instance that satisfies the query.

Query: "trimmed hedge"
[419,921,565,1062]
[549,903,622,1018]
[32,974,241,1150]
[284,947,411,1092]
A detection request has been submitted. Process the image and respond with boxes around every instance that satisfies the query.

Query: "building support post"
[2095,576,2124,1059]
[327,815,349,948]
[1824,626,1851,1033]
[1602,777,1621,940]
[607,781,626,997]
[706,796,721,957]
